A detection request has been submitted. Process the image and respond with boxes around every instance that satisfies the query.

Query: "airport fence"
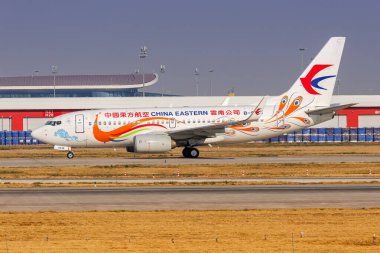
[0,128,380,145]
[268,127,380,143]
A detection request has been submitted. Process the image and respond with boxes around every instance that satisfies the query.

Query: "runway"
[1,184,379,212]
[1,155,380,167]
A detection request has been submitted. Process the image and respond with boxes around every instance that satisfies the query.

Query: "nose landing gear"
[54,146,75,159]
[182,147,199,158]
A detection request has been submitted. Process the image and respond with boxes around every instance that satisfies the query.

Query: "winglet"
[221,97,230,106]
[306,103,357,115]
[245,96,268,121]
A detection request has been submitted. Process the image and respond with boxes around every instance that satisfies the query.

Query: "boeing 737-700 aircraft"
[32,37,353,159]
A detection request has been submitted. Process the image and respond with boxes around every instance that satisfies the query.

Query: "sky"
[0,0,379,96]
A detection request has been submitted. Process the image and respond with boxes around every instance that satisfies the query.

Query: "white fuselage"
[32,100,327,148]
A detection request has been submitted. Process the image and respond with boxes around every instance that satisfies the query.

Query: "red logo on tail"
[300,64,335,95]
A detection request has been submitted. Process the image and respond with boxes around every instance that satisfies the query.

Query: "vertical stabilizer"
[285,37,346,107]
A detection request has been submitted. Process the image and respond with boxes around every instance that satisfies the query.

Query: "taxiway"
[1,184,379,212]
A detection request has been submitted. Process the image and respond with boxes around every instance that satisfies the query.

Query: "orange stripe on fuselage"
[93,115,170,142]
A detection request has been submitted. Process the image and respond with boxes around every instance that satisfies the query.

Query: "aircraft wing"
[167,96,268,140]
[306,103,357,115]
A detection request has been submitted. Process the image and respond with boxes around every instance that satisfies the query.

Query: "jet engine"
[126,134,176,153]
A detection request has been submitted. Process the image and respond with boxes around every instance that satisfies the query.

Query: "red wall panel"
[0,110,75,131]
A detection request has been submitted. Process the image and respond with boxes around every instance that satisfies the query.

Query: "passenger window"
[118,121,121,125]
[89,122,92,126]
[202,119,205,123]
[197,119,201,123]
[108,121,111,125]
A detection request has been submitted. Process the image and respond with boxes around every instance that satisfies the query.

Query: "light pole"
[51,65,58,97]
[208,69,214,96]
[194,68,200,96]
[32,70,39,86]
[299,48,306,71]
[139,46,148,97]
[337,79,341,127]
[337,78,341,96]
[160,65,166,96]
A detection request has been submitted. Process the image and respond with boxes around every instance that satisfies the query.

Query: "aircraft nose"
[31,127,46,141]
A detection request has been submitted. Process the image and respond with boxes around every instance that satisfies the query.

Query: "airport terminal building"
[0,73,379,133]
[0,73,162,130]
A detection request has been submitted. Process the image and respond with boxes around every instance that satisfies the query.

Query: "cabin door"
[75,114,85,133]
[169,118,176,129]
[276,111,285,127]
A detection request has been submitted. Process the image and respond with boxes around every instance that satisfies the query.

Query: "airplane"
[32,37,354,159]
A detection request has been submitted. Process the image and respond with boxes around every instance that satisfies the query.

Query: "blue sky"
[0,0,379,96]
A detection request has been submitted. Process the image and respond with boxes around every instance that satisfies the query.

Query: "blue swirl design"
[54,129,79,142]
[311,75,336,90]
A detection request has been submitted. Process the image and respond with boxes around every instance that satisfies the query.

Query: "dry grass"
[0,208,379,252]
[0,162,380,180]
[1,143,380,188]
[1,142,380,158]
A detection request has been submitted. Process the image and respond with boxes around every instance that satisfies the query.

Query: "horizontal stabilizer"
[306,103,357,115]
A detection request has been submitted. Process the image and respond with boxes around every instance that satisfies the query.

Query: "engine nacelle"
[127,134,175,153]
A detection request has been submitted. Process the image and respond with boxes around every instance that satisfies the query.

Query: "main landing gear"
[66,151,75,159]
[182,147,199,158]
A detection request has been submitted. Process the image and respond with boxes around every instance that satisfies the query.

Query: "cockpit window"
[45,120,62,126]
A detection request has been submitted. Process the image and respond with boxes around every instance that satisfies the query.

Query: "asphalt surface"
[1,155,380,167]
[1,184,379,212]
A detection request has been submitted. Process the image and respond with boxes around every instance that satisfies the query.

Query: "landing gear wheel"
[188,148,199,158]
[182,147,199,158]
[67,151,74,159]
